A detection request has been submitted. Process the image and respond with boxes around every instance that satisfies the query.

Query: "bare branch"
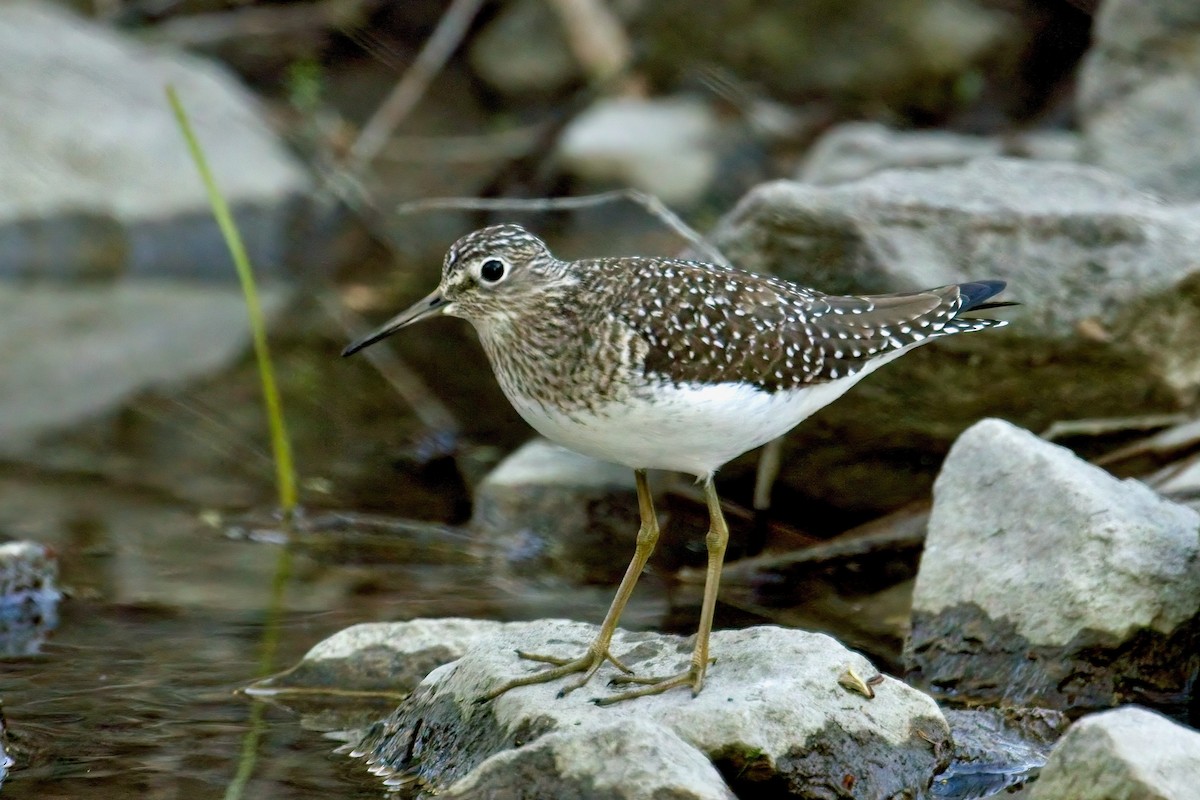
[395,189,732,267]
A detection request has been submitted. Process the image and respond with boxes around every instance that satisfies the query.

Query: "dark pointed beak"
[341,289,448,357]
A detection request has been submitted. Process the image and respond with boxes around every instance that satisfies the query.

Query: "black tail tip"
[959,280,1008,311]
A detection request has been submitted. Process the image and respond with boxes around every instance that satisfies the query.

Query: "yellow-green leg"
[599,474,729,705]
[482,469,660,701]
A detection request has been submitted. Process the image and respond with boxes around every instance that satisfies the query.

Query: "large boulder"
[0,0,323,281]
[1030,706,1200,800]
[0,1,352,452]
[709,158,1200,515]
[1078,0,1200,200]
[346,620,951,797]
[905,418,1200,718]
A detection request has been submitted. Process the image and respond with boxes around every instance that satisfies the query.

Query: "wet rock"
[906,418,1200,718]
[799,122,1082,186]
[470,438,650,584]
[0,541,60,656]
[0,700,10,789]
[0,0,326,281]
[1078,0,1200,200]
[1029,706,1200,800]
[443,718,735,800]
[556,96,723,206]
[0,281,288,452]
[935,707,1068,799]
[709,158,1200,515]
[349,621,951,797]
[250,619,520,698]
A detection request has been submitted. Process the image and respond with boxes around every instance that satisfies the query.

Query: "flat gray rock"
[250,619,521,698]
[0,0,315,280]
[906,418,1200,716]
[348,620,951,797]
[1030,706,1200,800]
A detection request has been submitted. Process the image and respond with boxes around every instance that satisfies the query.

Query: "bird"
[342,223,1010,704]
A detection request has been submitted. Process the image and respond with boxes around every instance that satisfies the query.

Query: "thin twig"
[395,189,732,267]
[347,0,486,174]
[1040,413,1190,443]
[378,126,544,163]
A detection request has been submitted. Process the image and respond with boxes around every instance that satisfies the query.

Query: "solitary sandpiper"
[343,224,1010,704]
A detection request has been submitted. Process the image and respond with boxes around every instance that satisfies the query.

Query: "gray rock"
[906,418,1200,716]
[1078,0,1200,200]
[0,541,60,656]
[471,438,649,584]
[249,619,522,698]
[556,96,722,206]
[0,0,319,280]
[349,621,951,797]
[468,0,582,96]
[708,159,1200,514]
[1029,706,1200,800]
[443,718,736,800]
[799,122,1082,186]
[0,281,288,451]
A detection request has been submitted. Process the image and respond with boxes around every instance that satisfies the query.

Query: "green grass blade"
[166,85,298,514]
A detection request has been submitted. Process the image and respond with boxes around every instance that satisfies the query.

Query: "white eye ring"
[478,258,507,284]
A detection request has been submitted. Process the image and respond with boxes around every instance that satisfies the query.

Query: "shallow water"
[0,468,670,798]
[3,603,383,799]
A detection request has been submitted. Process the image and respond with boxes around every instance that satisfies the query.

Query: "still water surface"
[0,468,669,798]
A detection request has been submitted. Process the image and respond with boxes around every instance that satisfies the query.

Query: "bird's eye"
[479,259,506,283]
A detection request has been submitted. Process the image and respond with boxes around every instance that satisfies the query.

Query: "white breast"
[504,345,915,477]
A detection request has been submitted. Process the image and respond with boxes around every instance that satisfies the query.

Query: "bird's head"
[342,224,559,356]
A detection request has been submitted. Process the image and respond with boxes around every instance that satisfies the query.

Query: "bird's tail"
[957,280,1013,312]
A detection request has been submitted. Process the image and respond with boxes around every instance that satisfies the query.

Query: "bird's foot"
[596,660,708,706]
[481,643,633,702]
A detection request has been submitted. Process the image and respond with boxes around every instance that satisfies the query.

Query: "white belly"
[504,346,913,477]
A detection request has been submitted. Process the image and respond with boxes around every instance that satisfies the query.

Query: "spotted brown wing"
[597,257,1006,393]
